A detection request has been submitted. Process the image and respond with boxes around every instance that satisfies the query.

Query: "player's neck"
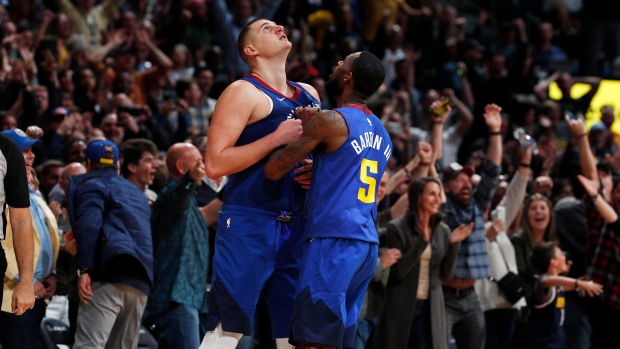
[252,59,289,94]
[337,90,366,109]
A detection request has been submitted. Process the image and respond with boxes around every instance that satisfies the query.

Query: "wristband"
[489,131,501,136]
[577,133,587,139]
[419,161,431,166]
[591,194,599,205]
[403,167,413,180]
[574,279,579,291]
[519,163,530,168]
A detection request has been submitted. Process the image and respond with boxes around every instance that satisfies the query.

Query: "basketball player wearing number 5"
[264,51,392,349]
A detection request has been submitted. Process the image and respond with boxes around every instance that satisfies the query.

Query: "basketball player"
[264,51,391,349]
[200,18,320,349]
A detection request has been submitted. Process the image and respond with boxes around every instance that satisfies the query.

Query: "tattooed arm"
[264,110,349,180]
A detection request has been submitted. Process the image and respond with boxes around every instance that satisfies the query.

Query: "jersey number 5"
[358,158,378,203]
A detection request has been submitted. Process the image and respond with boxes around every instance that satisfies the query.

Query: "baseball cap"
[83,139,119,165]
[443,162,475,182]
[1,129,43,149]
[589,122,606,133]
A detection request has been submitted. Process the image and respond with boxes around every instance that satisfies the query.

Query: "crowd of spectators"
[0,0,619,348]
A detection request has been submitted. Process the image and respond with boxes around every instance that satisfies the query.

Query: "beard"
[324,75,343,107]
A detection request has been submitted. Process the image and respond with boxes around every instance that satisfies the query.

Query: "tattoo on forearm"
[268,136,314,173]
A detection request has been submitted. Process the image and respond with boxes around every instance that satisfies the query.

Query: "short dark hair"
[531,241,559,274]
[237,17,267,66]
[175,80,193,100]
[119,139,158,178]
[351,51,385,98]
[39,159,65,178]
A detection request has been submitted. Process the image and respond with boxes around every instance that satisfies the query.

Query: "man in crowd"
[440,104,503,349]
[144,142,210,349]
[69,139,153,349]
[119,138,159,204]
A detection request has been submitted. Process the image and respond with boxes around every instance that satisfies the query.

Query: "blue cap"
[590,122,606,132]
[84,139,119,165]
[1,129,43,149]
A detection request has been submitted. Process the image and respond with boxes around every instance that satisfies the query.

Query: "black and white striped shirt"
[0,134,30,240]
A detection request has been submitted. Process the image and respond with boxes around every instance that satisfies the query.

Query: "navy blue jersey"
[223,75,320,212]
[526,276,566,349]
[305,105,392,243]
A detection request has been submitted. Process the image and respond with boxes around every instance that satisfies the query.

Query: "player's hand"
[578,279,603,297]
[295,106,319,129]
[449,223,473,244]
[294,159,313,189]
[12,280,35,315]
[379,248,402,269]
[274,119,303,146]
[78,273,93,304]
[189,160,205,182]
[483,104,502,132]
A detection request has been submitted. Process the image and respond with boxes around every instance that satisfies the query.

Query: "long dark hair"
[408,177,443,227]
[519,193,557,243]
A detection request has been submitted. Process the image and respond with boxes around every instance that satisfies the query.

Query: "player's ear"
[244,45,258,58]
[343,72,352,82]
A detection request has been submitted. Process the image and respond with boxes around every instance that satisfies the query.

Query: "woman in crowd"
[475,146,532,349]
[375,177,472,349]
[511,193,558,297]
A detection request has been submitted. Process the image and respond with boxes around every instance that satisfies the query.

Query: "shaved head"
[166,143,203,179]
[61,162,86,190]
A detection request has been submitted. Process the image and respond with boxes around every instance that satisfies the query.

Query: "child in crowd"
[526,242,603,349]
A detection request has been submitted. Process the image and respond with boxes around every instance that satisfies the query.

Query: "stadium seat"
[137,326,158,349]
[39,317,71,349]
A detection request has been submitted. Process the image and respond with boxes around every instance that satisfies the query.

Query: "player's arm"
[264,110,347,180]
[205,81,302,178]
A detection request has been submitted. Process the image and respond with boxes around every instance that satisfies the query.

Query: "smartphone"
[492,206,506,224]
[117,105,143,116]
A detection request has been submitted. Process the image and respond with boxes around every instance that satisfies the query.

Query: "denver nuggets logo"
[15,129,26,137]
[105,146,113,151]
[226,218,231,228]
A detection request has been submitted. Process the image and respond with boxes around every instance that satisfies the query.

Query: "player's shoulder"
[296,82,320,100]
[219,79,264,101]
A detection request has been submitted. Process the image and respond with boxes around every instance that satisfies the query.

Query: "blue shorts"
[290,238,378,348]
[206,204,306,338]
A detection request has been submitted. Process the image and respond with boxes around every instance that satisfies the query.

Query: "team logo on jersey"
[226,218,231,228]
[367,118,372,126]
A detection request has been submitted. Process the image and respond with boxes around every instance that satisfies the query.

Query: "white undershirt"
[417,244,432,300]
